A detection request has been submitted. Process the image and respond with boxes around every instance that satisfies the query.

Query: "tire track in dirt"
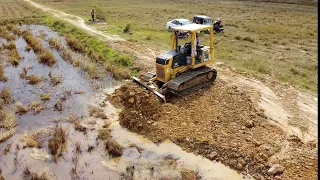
[216,66,318,143]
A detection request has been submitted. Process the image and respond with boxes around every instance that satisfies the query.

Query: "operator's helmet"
[217,18,221,22]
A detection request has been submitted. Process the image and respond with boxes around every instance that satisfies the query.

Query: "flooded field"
[0,25,250,180]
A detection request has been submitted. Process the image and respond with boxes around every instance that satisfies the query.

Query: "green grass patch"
[44,16,133,79]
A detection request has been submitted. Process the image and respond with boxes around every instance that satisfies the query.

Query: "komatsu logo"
[173,62,179,68]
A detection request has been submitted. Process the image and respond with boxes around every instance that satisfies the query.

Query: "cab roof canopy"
[172,24,212,32]
[194,15,211,19]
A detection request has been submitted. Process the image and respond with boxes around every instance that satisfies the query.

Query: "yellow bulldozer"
[133,24,217,102]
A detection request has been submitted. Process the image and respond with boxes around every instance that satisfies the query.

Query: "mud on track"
[108,78,318,180]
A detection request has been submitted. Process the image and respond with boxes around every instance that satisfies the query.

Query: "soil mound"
[108,80,317,180]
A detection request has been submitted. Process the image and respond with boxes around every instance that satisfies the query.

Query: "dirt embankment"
[108,81,318,180]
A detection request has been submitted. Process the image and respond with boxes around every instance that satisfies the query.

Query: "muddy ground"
[1,24,255,180]
[108,66,318,180]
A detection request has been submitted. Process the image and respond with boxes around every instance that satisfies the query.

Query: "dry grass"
[0,27,15,42]
[67,114,87,132]
[7,41,17,50]
[0,27,8,39]
[27,74,43,85]
[60,48,73,62]
[102,121,111,128]
[0,65,7,82]
[0,88,12,104]
[22,30,45,54]
[39,51,56,66]
[23,166,49,180]
[20,132,42,148]
[88,106,108,119]
[15,102,28,115]
[105,139,123,157]
[8,49,21,66]
[25,44,32,51]
[86,63,102,79]
[9,25,22,35]
[97,128,112,140]
[180,168,201,180]
[28,101,45,115]
[54,98,63,111]
[106,65,130,79]
[39,93,51,101]
[65,36,85,53]
[0,107,16,143]
[48,37,62,50]
[48,71,62,86]
[0,168,4,180]
[48,124,67,160]
[20,65,32,79]
[70,142,81,180]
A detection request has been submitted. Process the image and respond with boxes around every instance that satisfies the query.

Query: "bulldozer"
[133,24,217,103]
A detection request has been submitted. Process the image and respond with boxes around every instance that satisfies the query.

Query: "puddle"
[1,25,114,132]
[107,122,252,180]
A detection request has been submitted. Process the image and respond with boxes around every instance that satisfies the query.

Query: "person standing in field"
[91,9,95,21]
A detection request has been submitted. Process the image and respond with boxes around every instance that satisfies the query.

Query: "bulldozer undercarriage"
[133,66,217,103]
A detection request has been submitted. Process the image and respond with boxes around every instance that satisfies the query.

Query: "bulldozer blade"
[132,76,166,103]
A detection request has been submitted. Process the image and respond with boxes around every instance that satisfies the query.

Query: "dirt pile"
[109,81,318,180]
[108,83,162,134]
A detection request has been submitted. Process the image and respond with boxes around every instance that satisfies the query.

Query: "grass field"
[0,0,45,24]
[32,0,318,92]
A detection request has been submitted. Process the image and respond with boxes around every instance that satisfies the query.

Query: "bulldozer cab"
[171,24,214,68]
[154,24,214,84]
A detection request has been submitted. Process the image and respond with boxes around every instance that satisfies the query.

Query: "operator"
[196,32,200,47]
[91,9,95,22]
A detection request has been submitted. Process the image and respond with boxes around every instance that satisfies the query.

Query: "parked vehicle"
[166,19,192,31]
[193,15,224,33]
